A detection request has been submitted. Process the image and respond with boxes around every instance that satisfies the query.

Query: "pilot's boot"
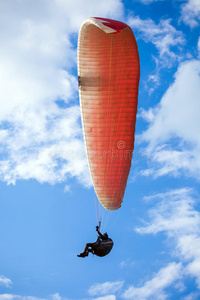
[77,253,85,257]
[77,251,88,258]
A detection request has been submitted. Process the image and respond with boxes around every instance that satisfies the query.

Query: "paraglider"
[77,17,140,257]
[77,226,113,258]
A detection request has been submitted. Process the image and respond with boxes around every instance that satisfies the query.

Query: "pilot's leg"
[83,243,94,255]
[77,243,94,257]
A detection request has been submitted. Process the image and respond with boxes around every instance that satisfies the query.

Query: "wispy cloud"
[180,0,200,28]
[137,0,163,4]
[0,276,12,287]
[136,188,199,235]
[93,296,116,300]
[122,262,183,300]
[88,281,124,297]
[0,296,46,300]
[0,294,72,300]
[135,188,200,292]
[183,292,200,300]
[0,296,15,300]
[198,37,200,57]
[139,59,200,180]
[128,16,185,67]
[119,259,135,269]
[127,15,186,93]
[0,294,114,300]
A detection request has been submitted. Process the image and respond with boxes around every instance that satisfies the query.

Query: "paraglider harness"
[90,225,114,257]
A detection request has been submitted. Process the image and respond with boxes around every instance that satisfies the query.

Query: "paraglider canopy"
[78,17,140,210]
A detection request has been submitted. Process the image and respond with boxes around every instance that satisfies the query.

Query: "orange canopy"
[78,17,140,210]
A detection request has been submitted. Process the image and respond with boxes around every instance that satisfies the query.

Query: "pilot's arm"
[96,226,103,238]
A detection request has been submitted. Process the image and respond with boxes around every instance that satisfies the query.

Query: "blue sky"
[0,0,200,299]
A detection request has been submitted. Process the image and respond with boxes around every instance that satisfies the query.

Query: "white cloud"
[127,15,186,93]
[88,281,124,296]
[139,59,200,180]
[123,262,183,300]
[93,296,116,300]
[0,294,114,300]
[0,276,12,287]
[128,16,185,67]
[0,296,46,300]
[119,259,135,269]
[136,188,199,236]
[198,37,200,56]
[50,294,62,300]
[0,296,15,300]
[136,188,200,291]
[183,293,200,300]
[64,185,70,193]
[181,0,200,28]
[0,0,124,187]
[138,0,163,4]
[0,295,71,300]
